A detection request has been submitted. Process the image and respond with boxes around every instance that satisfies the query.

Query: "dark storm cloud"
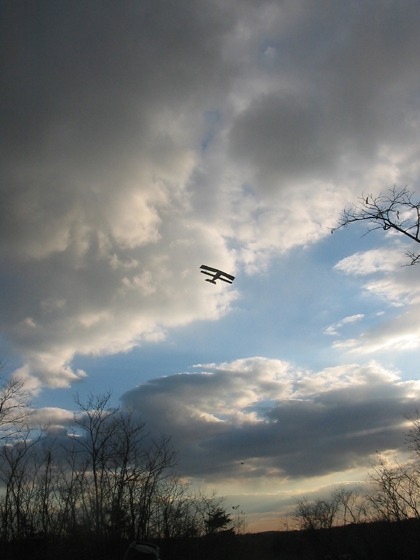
[121,358,420,483]
[228,0,420,192]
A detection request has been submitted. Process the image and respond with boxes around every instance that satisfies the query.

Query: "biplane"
[200,265,235,285]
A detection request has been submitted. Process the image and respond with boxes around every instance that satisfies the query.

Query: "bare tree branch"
[334,186,420,265]
[0,372,31,441]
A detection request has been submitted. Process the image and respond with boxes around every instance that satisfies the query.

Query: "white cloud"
[332,245,420,355]
[334,248,407,276]
[334,308,420,355]
[29,407,74,431]
[342,314,365,325]
[324,314,365,336]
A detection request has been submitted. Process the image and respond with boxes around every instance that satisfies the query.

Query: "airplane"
[200,265,235,285]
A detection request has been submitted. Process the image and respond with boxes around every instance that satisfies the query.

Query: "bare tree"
[362,413,420,523]
[294,496,341,531]
[104,412,147,538]
[0,386,236,544]
[335,186,420,265]
[127,434,175,540]
[54,441,89,536]
[152,476,198,539]
[331,487,368,526]
[69,392,176,540]
[230,504,247,535]
[405,410,420,457]
[71,392,122,536]
[0,373,31,441]
[0,372,34,540]
[293,487,370,532]
[0,431,42,540]
[30,440,65,536]
[367,456,420,522]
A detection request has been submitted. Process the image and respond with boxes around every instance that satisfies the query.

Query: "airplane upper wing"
[200,265,235,284]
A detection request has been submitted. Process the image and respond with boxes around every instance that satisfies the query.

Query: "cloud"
[227,0,420,192]
[2,0,420,390]
[333,308,420,355]
[332,245,420,354]
[334,248,408,277]
[324,314,365,336]
[121,357,418,483]
[0,1,244,389]
[29,407,74,434]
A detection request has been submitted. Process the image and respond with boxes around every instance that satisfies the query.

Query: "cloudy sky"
[2,0,420,531]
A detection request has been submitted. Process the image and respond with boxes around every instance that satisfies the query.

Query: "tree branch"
[334,186,420,265]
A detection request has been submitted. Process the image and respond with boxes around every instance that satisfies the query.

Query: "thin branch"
[334,186,420,265]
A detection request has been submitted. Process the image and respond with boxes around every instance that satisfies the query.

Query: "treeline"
[0,380,243,545]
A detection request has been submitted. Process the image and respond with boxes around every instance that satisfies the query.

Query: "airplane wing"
[200,265,235,284]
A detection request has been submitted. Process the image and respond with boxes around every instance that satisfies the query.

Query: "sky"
[2,0,420,532]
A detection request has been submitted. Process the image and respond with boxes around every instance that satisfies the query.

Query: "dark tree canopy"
[335,186,420,265]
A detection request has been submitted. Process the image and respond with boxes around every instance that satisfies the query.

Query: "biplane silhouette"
[200,265,235,285]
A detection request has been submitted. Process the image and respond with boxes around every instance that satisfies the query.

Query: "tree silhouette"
[335,186,420,265]
[0,371,30,441]
[204,506,232,535]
